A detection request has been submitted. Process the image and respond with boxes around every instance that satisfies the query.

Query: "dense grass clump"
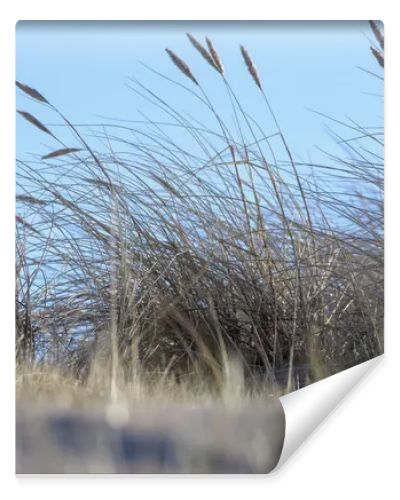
[16,24,384,399]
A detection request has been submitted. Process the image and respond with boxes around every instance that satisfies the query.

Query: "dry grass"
[16,356,271,412]
[165,48,198,85]
[15,25,384,405]
[240,45,262,89]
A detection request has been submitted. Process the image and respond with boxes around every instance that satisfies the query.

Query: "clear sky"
[16,21,383,166]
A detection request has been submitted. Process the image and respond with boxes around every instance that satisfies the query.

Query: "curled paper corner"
[275,355,383,470]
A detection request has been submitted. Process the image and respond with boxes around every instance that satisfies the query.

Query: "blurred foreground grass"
[16,363,285,473]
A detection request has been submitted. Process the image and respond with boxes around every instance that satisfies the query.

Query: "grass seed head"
[370,46,384,68]
[240,45,262,89]
[205,37,224,75]
[369,20,384,50]
[16,81,49,104]
[187,33,219,72]
[165,48,199,85]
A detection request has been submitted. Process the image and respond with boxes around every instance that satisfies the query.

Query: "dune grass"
[15,24,384,404]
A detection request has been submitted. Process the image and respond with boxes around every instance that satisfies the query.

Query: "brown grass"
[15,24,384,403]
[165,48,198,85]
[240,45,262,89]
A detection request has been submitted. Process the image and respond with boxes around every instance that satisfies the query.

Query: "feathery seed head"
[370,46,384,68]
[186,33,219,72]
[205,37,224,75]
[369,20,384,50]
[240,45,262,89]
[165,48,198,85]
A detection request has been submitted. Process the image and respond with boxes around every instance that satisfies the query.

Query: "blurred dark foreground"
[16,400,285,474]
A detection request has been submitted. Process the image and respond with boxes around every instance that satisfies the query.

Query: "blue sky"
[16,21,383,166]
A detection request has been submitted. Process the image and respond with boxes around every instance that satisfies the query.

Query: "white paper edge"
[276,354,383,469]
